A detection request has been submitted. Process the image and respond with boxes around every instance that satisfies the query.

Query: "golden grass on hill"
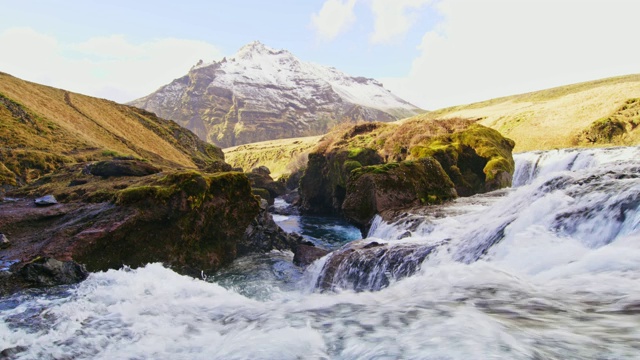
[0,72,199,167]
[0,72,228,188]
[409,74,640,152]
[223,135,321,178]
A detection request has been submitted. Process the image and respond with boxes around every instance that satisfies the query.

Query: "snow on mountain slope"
[130,41,422,147]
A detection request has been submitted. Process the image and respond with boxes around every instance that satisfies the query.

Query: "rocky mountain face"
[130,41,422,148]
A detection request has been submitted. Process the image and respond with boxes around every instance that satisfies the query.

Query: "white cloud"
[369,0,432,44]
[0,27,221,103]
[381,0,640,110]
[311,0,358,41]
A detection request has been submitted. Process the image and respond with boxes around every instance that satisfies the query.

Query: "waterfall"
[314,146,640,291]
[2,146,640,359]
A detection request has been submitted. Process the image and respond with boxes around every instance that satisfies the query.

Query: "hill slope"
[411,74,640,151]
[0,71,226,187]
[220,74,640,177]
[130,41,422,148]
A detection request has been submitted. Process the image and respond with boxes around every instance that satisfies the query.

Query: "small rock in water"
[17,257,88,287]
[0,233,10,249]
[293,244,329,267]
[0,345,28,358]
[34,195,58,206]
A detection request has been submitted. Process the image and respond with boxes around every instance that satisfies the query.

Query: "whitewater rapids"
[1,146,639,359]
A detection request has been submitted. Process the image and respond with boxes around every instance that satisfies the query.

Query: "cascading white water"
[312,146,640,292]
[1,147,639,359]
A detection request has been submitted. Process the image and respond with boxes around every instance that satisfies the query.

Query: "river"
[1,146,639,359]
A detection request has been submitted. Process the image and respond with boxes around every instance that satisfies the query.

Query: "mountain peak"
[234,41,286,60]
[132,43,422,148]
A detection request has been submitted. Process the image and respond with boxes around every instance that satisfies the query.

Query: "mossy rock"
[74,170,260,273]
[251,187,273,204]
[88,160,161,178]
[299,119,515,218]
[578,118,627,144]
[343,158,457,230]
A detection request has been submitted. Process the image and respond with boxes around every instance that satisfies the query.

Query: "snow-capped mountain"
[130,41,422,147]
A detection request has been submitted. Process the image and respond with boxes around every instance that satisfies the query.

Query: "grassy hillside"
[224,135,321,179]
[223,74,640,176]
[0,72,225,187]
[410,74,640,152]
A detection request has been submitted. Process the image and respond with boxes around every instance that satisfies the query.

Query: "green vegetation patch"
[576,98,640,145]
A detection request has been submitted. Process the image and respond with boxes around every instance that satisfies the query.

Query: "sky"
[0,0,638,110]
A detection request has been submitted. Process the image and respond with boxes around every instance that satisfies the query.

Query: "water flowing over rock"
[315,240,435,291]
[312,146,640,292]
[129,41,422,147]
[2,147,640,359]
[293,244,329,267]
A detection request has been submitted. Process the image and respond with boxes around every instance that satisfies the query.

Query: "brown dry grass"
[407,74,640,152]
[0,72,197,167]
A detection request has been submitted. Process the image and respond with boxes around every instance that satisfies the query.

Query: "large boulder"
[298,119,515,227]
[87,160,161,178]
[342,158,456,230]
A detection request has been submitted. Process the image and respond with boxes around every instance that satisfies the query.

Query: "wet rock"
[238,199,304,255]
[1,257,89,296]
[0,345,28,359]
[293,244,329,267]
[342,158,457,231]
[0,170,260,276]
[87,160,161,178]
[34,195,57,206]
[15,257,89,287]
[316,241,436,292]
[0,233,9,249]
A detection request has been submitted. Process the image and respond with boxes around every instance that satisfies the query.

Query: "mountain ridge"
[129,41,422,147]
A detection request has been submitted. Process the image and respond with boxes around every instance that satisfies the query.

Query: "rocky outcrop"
[342,158,456,228]
[129,41,422,148]
[0,171,261,276]
[0,72,301,291]
[298,119,515,230]
[238,199,304,256]
[0,257,88,296]
[87,160,161,178]
[246,166,286,205]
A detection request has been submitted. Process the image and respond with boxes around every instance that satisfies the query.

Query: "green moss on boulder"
[74,170,260,273]
[343,158,456,229]
[299,118,515,226]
